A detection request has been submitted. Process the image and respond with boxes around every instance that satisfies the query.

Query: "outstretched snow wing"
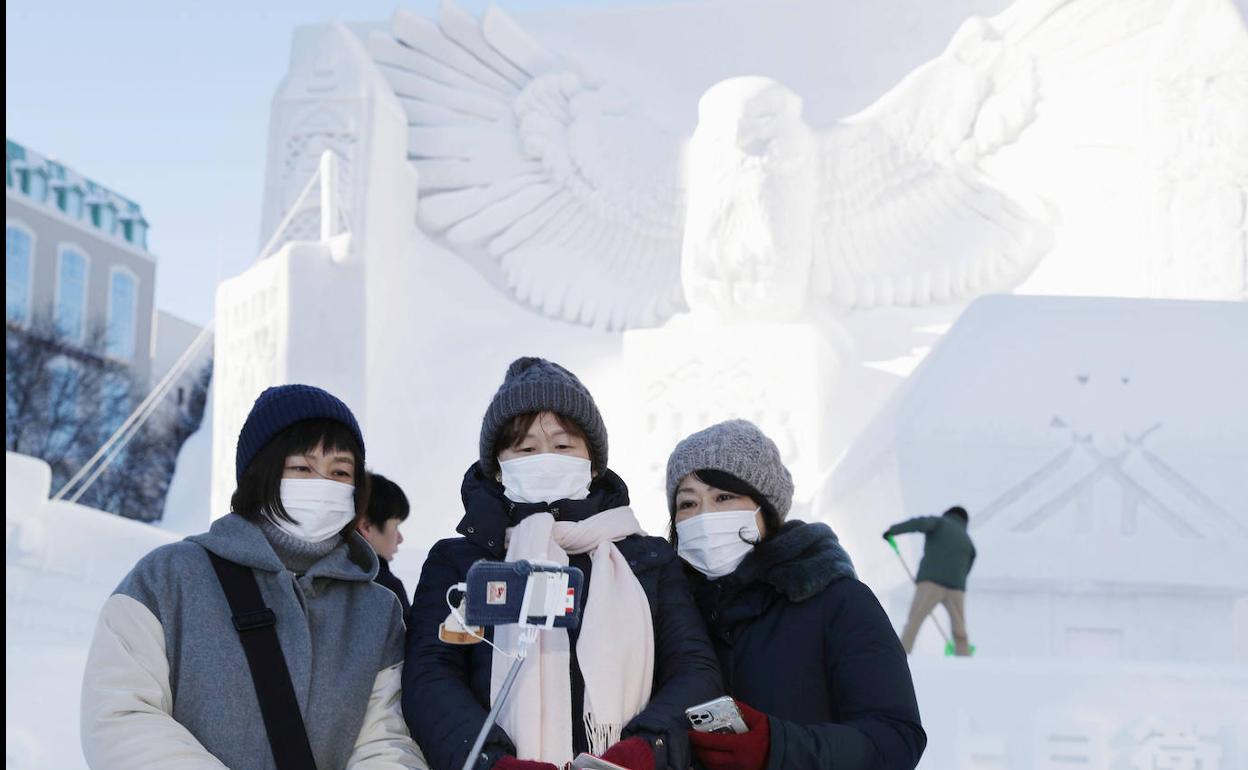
[810,0,1114,308]
[370,2,687,330]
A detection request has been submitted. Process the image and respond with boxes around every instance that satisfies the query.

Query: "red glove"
[491,757,558,770]
[599,736,656,770]
[688,700,771,770]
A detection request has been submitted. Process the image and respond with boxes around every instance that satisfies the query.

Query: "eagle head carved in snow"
[682,77,818,322]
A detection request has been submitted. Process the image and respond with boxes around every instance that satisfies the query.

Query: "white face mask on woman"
[273,478,356,542]
[499,453,593,504]
[676,508,761,579]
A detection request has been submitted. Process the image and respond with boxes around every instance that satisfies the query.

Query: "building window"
[67,188,84,219]
[105,268,138,361]
[6,224,34,324]
[91,203,117,235]
[120,219,149,249]
[132,221,147,249]
[28,171,48,203]
[55,246,89,342]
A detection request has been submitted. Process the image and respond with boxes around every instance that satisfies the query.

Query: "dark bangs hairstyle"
[363,472,410,528]
[667,468,783,548]
[495,410,599,472]
[231,418,368,525]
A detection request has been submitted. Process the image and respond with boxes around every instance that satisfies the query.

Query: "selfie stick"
[461,626,539,770]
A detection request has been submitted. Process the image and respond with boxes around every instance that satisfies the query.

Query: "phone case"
[464,560,585,628]
[570,754,628,770]
[685,696,748,734]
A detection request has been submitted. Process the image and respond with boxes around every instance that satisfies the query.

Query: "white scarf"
[491,507,655,765]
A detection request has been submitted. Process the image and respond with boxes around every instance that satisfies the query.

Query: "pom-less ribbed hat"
[479,357,608,471]
[235,384,364,481]
[666,419,794,519]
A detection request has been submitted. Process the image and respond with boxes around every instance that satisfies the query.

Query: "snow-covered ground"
[6,453,178,769]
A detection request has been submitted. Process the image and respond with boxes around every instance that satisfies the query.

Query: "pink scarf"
[491,508,655,765]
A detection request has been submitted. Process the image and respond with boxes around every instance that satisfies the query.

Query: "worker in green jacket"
[883,507,976,656]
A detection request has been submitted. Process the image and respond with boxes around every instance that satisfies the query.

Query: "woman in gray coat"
[80,384,426,769]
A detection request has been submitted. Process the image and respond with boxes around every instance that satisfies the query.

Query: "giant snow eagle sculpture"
[365,0,1205,329]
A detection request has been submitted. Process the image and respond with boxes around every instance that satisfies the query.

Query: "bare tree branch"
[6,311,212,522]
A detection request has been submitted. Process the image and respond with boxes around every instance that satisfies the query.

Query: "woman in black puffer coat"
[404,358,721,770]
[666,419,926,770]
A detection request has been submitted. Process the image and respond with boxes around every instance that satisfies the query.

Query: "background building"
[5,138,161,383]
[5,137,210,523]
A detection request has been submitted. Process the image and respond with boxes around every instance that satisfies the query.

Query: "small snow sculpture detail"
[1128,722,1224,770]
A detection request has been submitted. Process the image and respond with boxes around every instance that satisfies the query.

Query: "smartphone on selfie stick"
[457,560,585,770]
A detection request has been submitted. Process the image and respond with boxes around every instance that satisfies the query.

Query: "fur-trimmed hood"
[691,519,858,632]
[733,519,857,602]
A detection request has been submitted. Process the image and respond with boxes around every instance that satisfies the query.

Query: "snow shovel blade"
[944,641,977,656]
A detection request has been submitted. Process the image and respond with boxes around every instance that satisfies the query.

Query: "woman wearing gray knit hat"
[404,357,721,770]
[666,419,926,770]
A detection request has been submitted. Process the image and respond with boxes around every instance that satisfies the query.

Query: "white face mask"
[499,453,593,504]
[274,478,356,542]
[676,508,761,579]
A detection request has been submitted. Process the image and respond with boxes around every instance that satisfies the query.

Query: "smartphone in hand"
[685,696,748,734]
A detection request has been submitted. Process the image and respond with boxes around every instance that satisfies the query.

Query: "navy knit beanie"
[235,384,365,481]
[479,357,608,471]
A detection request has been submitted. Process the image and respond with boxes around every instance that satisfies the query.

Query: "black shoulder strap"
[206,551,318,770]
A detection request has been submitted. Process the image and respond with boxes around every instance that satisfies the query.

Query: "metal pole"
[888,538,952,645]
[461,630,536,770]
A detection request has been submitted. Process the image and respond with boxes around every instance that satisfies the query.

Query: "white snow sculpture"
[681,77,818,321]
[369,0,1247,327]
[213,22,416,519]
[1146,0,1248,299]
[816,296,1248,769]
[366,0,1078,327]
[368,4,688,329]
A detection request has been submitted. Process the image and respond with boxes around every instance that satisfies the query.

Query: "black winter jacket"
[403,465,722,770]
[375,558,411,621]
[691,521,926,770]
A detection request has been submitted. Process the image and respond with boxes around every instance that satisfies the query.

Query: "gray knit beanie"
[666,419,794,519]
[479,357,608,471]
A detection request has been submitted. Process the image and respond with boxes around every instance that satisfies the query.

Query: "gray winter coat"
[80,513,426,769]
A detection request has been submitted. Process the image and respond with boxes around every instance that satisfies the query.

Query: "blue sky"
[5,0,654,325]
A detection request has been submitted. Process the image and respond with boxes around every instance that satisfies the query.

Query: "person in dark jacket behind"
[403,357,722,770]
[667,419,925,770]
[357,472,412,620]
[884,507,977,655]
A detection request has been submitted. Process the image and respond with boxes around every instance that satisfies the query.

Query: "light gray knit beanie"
[479,357,608,472]
[666,419,794,519]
